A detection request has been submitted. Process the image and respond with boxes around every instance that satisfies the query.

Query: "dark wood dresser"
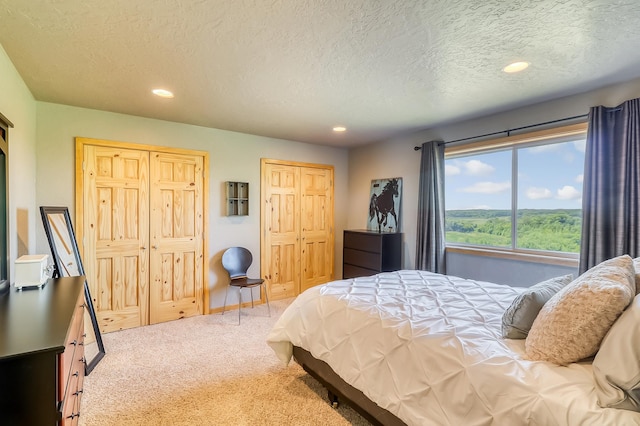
[0,276,86,426]
[343,230,402,279]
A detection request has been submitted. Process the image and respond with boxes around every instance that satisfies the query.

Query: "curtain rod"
[413,113,589,151]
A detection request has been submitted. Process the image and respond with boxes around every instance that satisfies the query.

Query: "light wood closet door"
[261,159,334,300]
[80,139,207,333]
[83,145,150,333]
[300,167,334,292]
[149,152,204,324]
[263,164,300,299]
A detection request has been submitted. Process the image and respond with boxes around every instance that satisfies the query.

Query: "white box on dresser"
[14,254,50,289]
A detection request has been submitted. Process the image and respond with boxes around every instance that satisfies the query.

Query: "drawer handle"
[72,371,80,377]
[71,339,78,346]
[67,412,80,420]
[73,389,84,396]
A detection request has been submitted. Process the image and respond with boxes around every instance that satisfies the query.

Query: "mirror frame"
[40,206,105,374]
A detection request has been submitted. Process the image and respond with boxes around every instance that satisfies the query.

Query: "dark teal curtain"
[416,140,446,273]
[579,98,640,273]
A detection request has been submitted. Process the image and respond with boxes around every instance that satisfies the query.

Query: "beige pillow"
[525,255,635,365]
[632,257,640,295]
[593,294,640,411]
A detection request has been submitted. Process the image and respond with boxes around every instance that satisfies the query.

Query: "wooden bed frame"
[292,346,406,426]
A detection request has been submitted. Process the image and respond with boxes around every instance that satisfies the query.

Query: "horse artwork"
[368,177,402,232]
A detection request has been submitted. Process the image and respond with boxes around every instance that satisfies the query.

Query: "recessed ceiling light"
[502,61,530,73]
[152,88,174,98]
[333,126,347,132]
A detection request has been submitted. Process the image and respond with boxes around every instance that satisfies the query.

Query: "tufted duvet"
[267,270,640,425]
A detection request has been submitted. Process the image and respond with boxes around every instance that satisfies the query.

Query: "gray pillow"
[501,274,573,339]
[593,293,640,411]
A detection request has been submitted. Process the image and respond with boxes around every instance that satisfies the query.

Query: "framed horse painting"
[368,177,402,232]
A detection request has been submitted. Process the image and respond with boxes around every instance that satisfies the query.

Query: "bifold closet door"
[83,145,150,333]
[262,163,301,299]
[148,152,204,324]
[261,159,334,300]
[81,140,206,333]
[299,167,334,292]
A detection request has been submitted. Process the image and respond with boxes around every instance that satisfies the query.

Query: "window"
[445,123,587,255]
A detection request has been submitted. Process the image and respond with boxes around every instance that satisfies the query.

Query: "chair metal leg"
[263,284,271,317]
[250,288,254,308]
[222,286,229,315]
[238,287,242,325]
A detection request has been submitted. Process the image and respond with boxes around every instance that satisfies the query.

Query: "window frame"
[0,112,11,285]
[444,122,587,266]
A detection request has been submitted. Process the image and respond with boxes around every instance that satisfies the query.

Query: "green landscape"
[445,209,581,253]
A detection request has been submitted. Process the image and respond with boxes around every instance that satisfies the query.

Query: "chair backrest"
[221,247,254,279]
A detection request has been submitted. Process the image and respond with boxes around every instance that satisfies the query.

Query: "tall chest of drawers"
[343,230,402,278]
[0,276,86,425]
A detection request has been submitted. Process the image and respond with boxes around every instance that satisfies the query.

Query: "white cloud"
[574,140,586,153]
[526,187,552,200]
[445,164,461,176]
[460,181,511,194]
[464,160,495,176]
[556,185,582,200]
[576,174,584,183]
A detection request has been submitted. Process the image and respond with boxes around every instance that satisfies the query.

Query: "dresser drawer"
[61,368,80,424]
[343,264,378,279]
[344,232,381,253]
[344,248,381,271]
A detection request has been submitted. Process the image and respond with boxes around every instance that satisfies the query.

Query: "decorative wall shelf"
[226,181,249,216]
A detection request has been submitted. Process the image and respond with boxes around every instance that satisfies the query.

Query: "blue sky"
[445,139,586,210]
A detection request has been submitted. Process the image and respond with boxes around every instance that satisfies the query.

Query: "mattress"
[267,270,640,425]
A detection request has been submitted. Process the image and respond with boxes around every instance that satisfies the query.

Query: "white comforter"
[267,270,640,426]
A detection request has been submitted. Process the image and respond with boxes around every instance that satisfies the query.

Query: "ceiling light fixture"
[333,126,347,132]
[152,88,174,98]
[502,61,530,73]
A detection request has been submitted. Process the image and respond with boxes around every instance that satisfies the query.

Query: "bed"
[266,269,640,426]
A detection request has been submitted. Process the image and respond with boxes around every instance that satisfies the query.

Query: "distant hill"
[445,209,581,252]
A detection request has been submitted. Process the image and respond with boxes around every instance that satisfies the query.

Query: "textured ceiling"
[1,0,640,147]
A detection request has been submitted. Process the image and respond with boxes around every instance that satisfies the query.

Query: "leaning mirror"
[40,206,105,374]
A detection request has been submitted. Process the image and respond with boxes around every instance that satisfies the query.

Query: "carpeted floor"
[79,299,370,426]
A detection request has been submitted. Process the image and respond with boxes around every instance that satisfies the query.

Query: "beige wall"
[34,102,349,309]
[348,77,640,275]
[0,44,37,280]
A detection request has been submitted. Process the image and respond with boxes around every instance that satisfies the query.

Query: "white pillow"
[593,294,640,411]
[525,255,635,365]
[501,274,573,339]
